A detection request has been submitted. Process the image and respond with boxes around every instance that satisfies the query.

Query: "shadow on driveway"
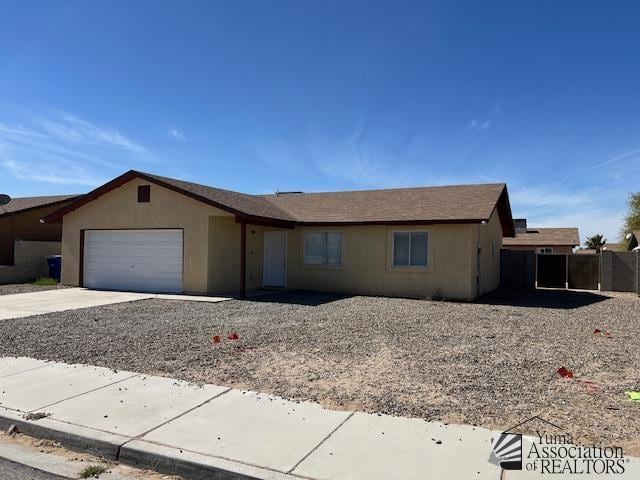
[475,288,611,309]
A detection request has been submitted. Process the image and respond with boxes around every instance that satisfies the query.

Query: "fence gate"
[567,255,600,290]
[601,251,640,292]
[500,249,535,289]
[536,254,567,288]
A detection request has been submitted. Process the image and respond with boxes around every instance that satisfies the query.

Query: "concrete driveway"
[0,288,154,321]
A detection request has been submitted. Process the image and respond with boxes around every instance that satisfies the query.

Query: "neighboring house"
[603,242,627,252]
[502,219,579,255]
[43,170,515,301]
[0,195,79,265]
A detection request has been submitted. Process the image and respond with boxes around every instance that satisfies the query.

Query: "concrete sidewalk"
[0,357,637,480]
[0,288,230,321]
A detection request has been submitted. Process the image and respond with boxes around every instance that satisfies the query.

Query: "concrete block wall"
[0,240,61,285]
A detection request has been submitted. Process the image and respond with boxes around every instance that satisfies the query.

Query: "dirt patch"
[0,289,638,454]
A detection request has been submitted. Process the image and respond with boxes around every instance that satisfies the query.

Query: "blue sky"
[1,0,639,242]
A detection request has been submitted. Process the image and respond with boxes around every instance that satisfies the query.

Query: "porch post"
[240,221,246,298]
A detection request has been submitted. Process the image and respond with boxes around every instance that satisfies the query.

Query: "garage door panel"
[84,230,183,293]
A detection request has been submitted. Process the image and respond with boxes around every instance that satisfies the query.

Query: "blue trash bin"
[46,255,62,281]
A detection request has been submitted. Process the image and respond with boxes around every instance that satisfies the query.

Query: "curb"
[0,407,127,459]
[0,408,295,480]
[120,440,295,480]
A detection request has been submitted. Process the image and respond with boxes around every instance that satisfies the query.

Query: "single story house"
[0,195,78,265]
[43,170,515,301]
[575,248,597,255]
[603,243,627,252]
[502,219,579,255]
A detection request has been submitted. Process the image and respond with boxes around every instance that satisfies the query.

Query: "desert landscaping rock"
[0,289,638,454]
[0,284,69,296]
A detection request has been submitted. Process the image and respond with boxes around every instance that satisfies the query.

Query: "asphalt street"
[0,456,66,480]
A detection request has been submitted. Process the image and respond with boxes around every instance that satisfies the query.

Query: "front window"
[304,232,343,265]
[393,231,428,267]
[538,247,553,254]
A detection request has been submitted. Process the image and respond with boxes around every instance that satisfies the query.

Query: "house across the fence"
[502,219,580,255]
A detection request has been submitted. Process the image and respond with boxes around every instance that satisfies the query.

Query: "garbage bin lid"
[46,255,62,259]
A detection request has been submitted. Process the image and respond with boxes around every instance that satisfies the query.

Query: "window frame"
[302,231,344,267]
[391,230,429,269]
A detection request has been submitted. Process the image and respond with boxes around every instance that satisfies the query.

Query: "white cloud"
[308,126,431,188]
[466,118,491,131]
[2,158,99,186]
[0,110,152,187]
[509,186,594,209]
[39,111,148,155]
[168,128,186,142]
[509,184,623,242]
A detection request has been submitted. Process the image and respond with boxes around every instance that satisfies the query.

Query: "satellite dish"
[0,194,11,206]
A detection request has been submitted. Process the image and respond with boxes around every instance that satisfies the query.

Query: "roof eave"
[42,170,296,226]
[491,184,515,237]
[0,196,81,219]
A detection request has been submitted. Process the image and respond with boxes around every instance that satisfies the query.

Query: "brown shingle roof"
[43,170,514,235]
[0,195,78,216]
[604,242,626,252]
[142,173,294,221]
[503,228,580,247]
[260,183,507,224]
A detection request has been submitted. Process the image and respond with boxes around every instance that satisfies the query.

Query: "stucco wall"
[477,210,503,295]
[0,204,68,265]
[209,221,479,299]
[208,216,241,293]
[61,179,232,293]
[0,240,61,284]
[283,223,476,300]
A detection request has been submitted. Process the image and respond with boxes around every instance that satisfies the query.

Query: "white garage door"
[84,229,183,293]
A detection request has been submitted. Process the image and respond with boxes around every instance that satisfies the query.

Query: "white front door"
[84,229,183,293]
[263,231,287,287]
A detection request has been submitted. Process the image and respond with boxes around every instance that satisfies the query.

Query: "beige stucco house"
[44,170,515,301]
[502,219,579,255]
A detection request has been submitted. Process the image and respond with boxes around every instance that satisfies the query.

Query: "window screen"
[304,232,343,265]
[393,232,428,267]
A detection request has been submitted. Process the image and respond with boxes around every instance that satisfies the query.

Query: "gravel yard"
[0,283,69,296]
[0,289,638,454]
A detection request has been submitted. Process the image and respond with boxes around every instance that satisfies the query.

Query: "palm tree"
[585,234,606,253]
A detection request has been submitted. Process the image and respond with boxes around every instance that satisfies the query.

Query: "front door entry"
[263,231,287,287]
